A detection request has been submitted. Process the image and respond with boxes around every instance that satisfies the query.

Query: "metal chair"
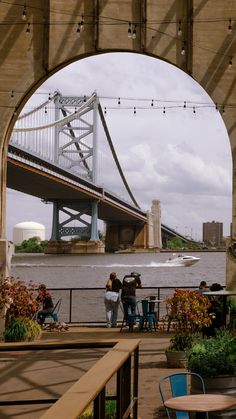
[138,299,158,332]
[159,372,209,419]
[119,300,140,332]
[44,298,62,323]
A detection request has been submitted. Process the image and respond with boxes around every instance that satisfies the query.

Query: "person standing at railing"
[121,272,142,325]
[104,272,122,328]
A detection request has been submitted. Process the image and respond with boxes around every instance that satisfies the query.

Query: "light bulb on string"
[22,4,27,21]
[11,91,14,98]
[80,15,84,31]
[193,106,196,114]
[132,24,137,39]
[228,57,233,68]
[26,22,31,34]
[44,106,47,114]
[118,97,121,105]
[76,23,81,37]
[222,105,225,114]
[134,107,136,115]
[128,22,132,38]
[181,42,186,56]
[163,107,166,114]
[48,93,51,101]
[215,103,218,111]
[178,20,182,36]
[104,107,107,115]
[151,99,154,107]
[183,101,186,109]
[83,95,86,102]
[228,18,232,34]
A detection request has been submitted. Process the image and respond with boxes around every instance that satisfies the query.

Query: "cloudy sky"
[6,53,232,241]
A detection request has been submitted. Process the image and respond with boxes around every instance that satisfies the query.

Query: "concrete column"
[150,200,162,249]
[90,201,99,241]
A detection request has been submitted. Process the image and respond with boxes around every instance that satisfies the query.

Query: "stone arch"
[1,0,235,284]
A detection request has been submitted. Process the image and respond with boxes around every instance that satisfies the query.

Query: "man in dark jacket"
[121,272,142,324]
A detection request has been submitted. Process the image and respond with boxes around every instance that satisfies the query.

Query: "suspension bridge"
[8,92,190,253]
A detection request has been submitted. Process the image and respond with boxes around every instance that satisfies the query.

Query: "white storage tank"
[13,221,45,245]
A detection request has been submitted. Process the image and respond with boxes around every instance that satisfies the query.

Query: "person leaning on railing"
[104,272,122,328]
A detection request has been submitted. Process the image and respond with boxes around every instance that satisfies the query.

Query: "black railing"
[47,285,199,325]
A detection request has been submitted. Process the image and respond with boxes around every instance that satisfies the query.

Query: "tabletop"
[164,394,236,412]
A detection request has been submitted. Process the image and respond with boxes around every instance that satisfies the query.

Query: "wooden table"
[165,394,236,413]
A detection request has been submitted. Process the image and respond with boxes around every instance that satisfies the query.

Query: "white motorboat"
[165,253,200,267]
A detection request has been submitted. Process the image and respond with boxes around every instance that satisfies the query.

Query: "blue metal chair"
[159,372,209,419]
[138,299,157,331]
[44,298,62,323]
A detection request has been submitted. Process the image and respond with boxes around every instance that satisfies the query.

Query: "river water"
[10,251,226,323]
[11,251,226,288]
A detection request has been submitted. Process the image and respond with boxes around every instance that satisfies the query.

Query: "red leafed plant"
[0,277,40,321]
[165,288,213,334]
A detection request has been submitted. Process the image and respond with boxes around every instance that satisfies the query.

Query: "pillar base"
[45,240,105,254]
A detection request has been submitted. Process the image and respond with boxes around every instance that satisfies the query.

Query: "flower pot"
[191,375,236,418]
[165,350,187,368]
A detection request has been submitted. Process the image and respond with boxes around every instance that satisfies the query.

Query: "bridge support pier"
[45,200,104,254]
[105,200,162,252]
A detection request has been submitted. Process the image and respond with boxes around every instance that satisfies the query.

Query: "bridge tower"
[47,93,104,254]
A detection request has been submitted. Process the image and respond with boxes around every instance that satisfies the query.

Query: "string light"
[183,101,186,108]
[83,95,86,102]
[80,15,84,31]
[21,4,27,21]
[228,18,232,34]
[178,20,182,36]
[222,105,225,114]
[118,97,121,105]
[76,23,81,37]
[193,106,196,114]
[104,107,107,115]
[132,24,137,39]
[151,99,154,107]
[44,106,47,114]
[181,42,186,56]
[11,91,14,98]
[26,22,30,33]
[215,103,218,110]
[128,22,132,38]
[48,93,51,101]
[229,57,233,68]
[133,107,136,115]
[163,106,166,114]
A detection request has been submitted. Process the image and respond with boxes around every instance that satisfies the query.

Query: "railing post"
[117,356,131,419]
[94,387,106,419]
[133,347,139,419]
[69,289,72,323]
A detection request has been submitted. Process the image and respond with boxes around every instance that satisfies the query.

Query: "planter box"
[191,375,236,418]
[165,350,187,368]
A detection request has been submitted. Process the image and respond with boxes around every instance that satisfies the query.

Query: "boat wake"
[12,261,184,268]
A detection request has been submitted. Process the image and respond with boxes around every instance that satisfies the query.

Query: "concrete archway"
[1,0,236,285]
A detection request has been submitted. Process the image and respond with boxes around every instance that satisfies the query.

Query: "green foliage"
[81,398,116,418]
[71,230,105,242]
[168,333,195,352]
[187,329,236,377]
[4,317,42,342]
[167,237,185,249]
[15,237,48,253]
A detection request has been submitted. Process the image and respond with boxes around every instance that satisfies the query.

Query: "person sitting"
[196,280,208,294]
[204,282,224,337]
[36,284,54,326]
[121,272,142,325]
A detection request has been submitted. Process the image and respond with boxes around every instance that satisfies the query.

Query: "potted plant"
[164,289,213,367]
[187,329,236,417]
[0,277,41,342]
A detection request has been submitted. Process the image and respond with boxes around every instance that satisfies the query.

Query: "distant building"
[13,221,45,245]
[202,221,223,246]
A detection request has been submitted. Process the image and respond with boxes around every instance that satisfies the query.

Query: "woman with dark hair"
[104,272,122,328]
[36,284,54,326]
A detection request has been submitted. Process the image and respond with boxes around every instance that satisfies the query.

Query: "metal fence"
[48,285,198,325]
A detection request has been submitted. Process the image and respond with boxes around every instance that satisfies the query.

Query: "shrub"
[4,317,42,342]
[187,329,236,377]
